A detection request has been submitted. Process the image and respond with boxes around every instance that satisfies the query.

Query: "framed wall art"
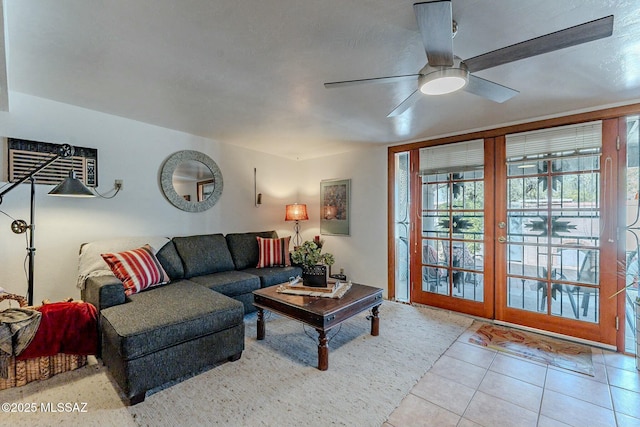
[320,178,350,236]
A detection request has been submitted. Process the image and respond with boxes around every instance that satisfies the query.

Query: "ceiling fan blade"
[387,89,422,117]
[464,74,519,103]
[414,1,454,67]
[324,74,419,89]
[464,15,614,73]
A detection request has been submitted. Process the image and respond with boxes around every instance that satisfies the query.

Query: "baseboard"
[494,320,616,351]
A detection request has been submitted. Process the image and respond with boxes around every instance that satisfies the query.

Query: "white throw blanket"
[77,236,170,289]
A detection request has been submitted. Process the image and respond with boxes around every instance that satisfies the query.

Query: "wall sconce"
[254,167,262,207]
[285,203,308,248]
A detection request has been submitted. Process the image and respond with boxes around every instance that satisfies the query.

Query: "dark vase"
[302,265,327,287]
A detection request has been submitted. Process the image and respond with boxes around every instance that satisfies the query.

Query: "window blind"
[506,121,602,162]
[419,139,484,174]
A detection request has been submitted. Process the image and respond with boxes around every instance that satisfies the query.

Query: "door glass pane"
[394,152,410,302]
[506,123,601,323]
[420,141,484,302]
[625,115,640,354]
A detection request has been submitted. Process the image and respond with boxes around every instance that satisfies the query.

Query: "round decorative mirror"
[160,150,223,212]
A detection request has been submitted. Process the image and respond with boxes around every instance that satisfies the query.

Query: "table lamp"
[285,203,308,248]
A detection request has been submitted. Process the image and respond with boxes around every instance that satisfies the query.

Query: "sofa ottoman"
[100,281,244,404]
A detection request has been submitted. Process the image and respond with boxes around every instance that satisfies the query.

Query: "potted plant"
[291,240,335,287]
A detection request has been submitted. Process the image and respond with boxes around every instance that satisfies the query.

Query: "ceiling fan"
[324,1,614,117]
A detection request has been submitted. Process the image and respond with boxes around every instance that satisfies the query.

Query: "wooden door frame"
[494,135,508,321]
[387,102,640,351]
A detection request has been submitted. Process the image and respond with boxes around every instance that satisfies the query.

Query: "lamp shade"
[48,171,95,197]
[285,203,309,221]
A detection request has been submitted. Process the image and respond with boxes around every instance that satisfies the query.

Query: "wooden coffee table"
[252,283,383,371]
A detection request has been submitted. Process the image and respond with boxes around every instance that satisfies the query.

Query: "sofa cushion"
[101,245,170,296]
[156,240,184,280]
[77,236,170,290]
[101,281,243,361]
[173,234,235,278]
[256,236,291,268]
[82,275,126,311]
[226,231,277,270]
[188,270,260,297]
[241,266,303,288]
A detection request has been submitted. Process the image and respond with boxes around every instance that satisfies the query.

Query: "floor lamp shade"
[285,203,308,247]
[48,171,95,197]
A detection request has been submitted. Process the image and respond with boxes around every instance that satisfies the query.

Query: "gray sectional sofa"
[81,231,301,405]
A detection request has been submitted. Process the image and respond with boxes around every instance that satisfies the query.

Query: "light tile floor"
[384,322,640,427]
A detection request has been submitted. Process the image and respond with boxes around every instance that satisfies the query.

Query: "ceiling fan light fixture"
[419,67,469,95]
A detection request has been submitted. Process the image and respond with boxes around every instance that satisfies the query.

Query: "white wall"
[0,93,299,303]
[295,147,389,294]
[0,92,389,304]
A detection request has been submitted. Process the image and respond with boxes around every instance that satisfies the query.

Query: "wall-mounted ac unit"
[6,138,98,187]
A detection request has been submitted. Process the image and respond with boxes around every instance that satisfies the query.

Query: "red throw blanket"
[17,302,98,360]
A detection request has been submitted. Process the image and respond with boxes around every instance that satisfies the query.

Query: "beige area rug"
[1,301,472,427]
[469,323,595,376]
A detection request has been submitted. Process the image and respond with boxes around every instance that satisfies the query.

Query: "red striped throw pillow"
[101,244,170,296]
[256,236,291,268]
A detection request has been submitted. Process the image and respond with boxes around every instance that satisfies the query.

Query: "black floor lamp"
[0,143,94,305]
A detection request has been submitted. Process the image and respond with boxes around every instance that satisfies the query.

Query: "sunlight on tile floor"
[384,323,640,427]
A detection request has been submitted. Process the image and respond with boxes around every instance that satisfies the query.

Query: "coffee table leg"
[370,305,380,336]
[257,308,265,340]
[316,329,328,371]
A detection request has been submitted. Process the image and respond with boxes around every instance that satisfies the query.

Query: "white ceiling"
[4,0,640,160]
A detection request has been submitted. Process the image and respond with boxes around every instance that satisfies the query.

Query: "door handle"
[498,236,507,243]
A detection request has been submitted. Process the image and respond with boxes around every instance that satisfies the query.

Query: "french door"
[411,139,494,318]
[495,121,618,345]
[407,119,621,346]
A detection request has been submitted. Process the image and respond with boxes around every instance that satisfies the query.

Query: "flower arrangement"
[291,240,335,269]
